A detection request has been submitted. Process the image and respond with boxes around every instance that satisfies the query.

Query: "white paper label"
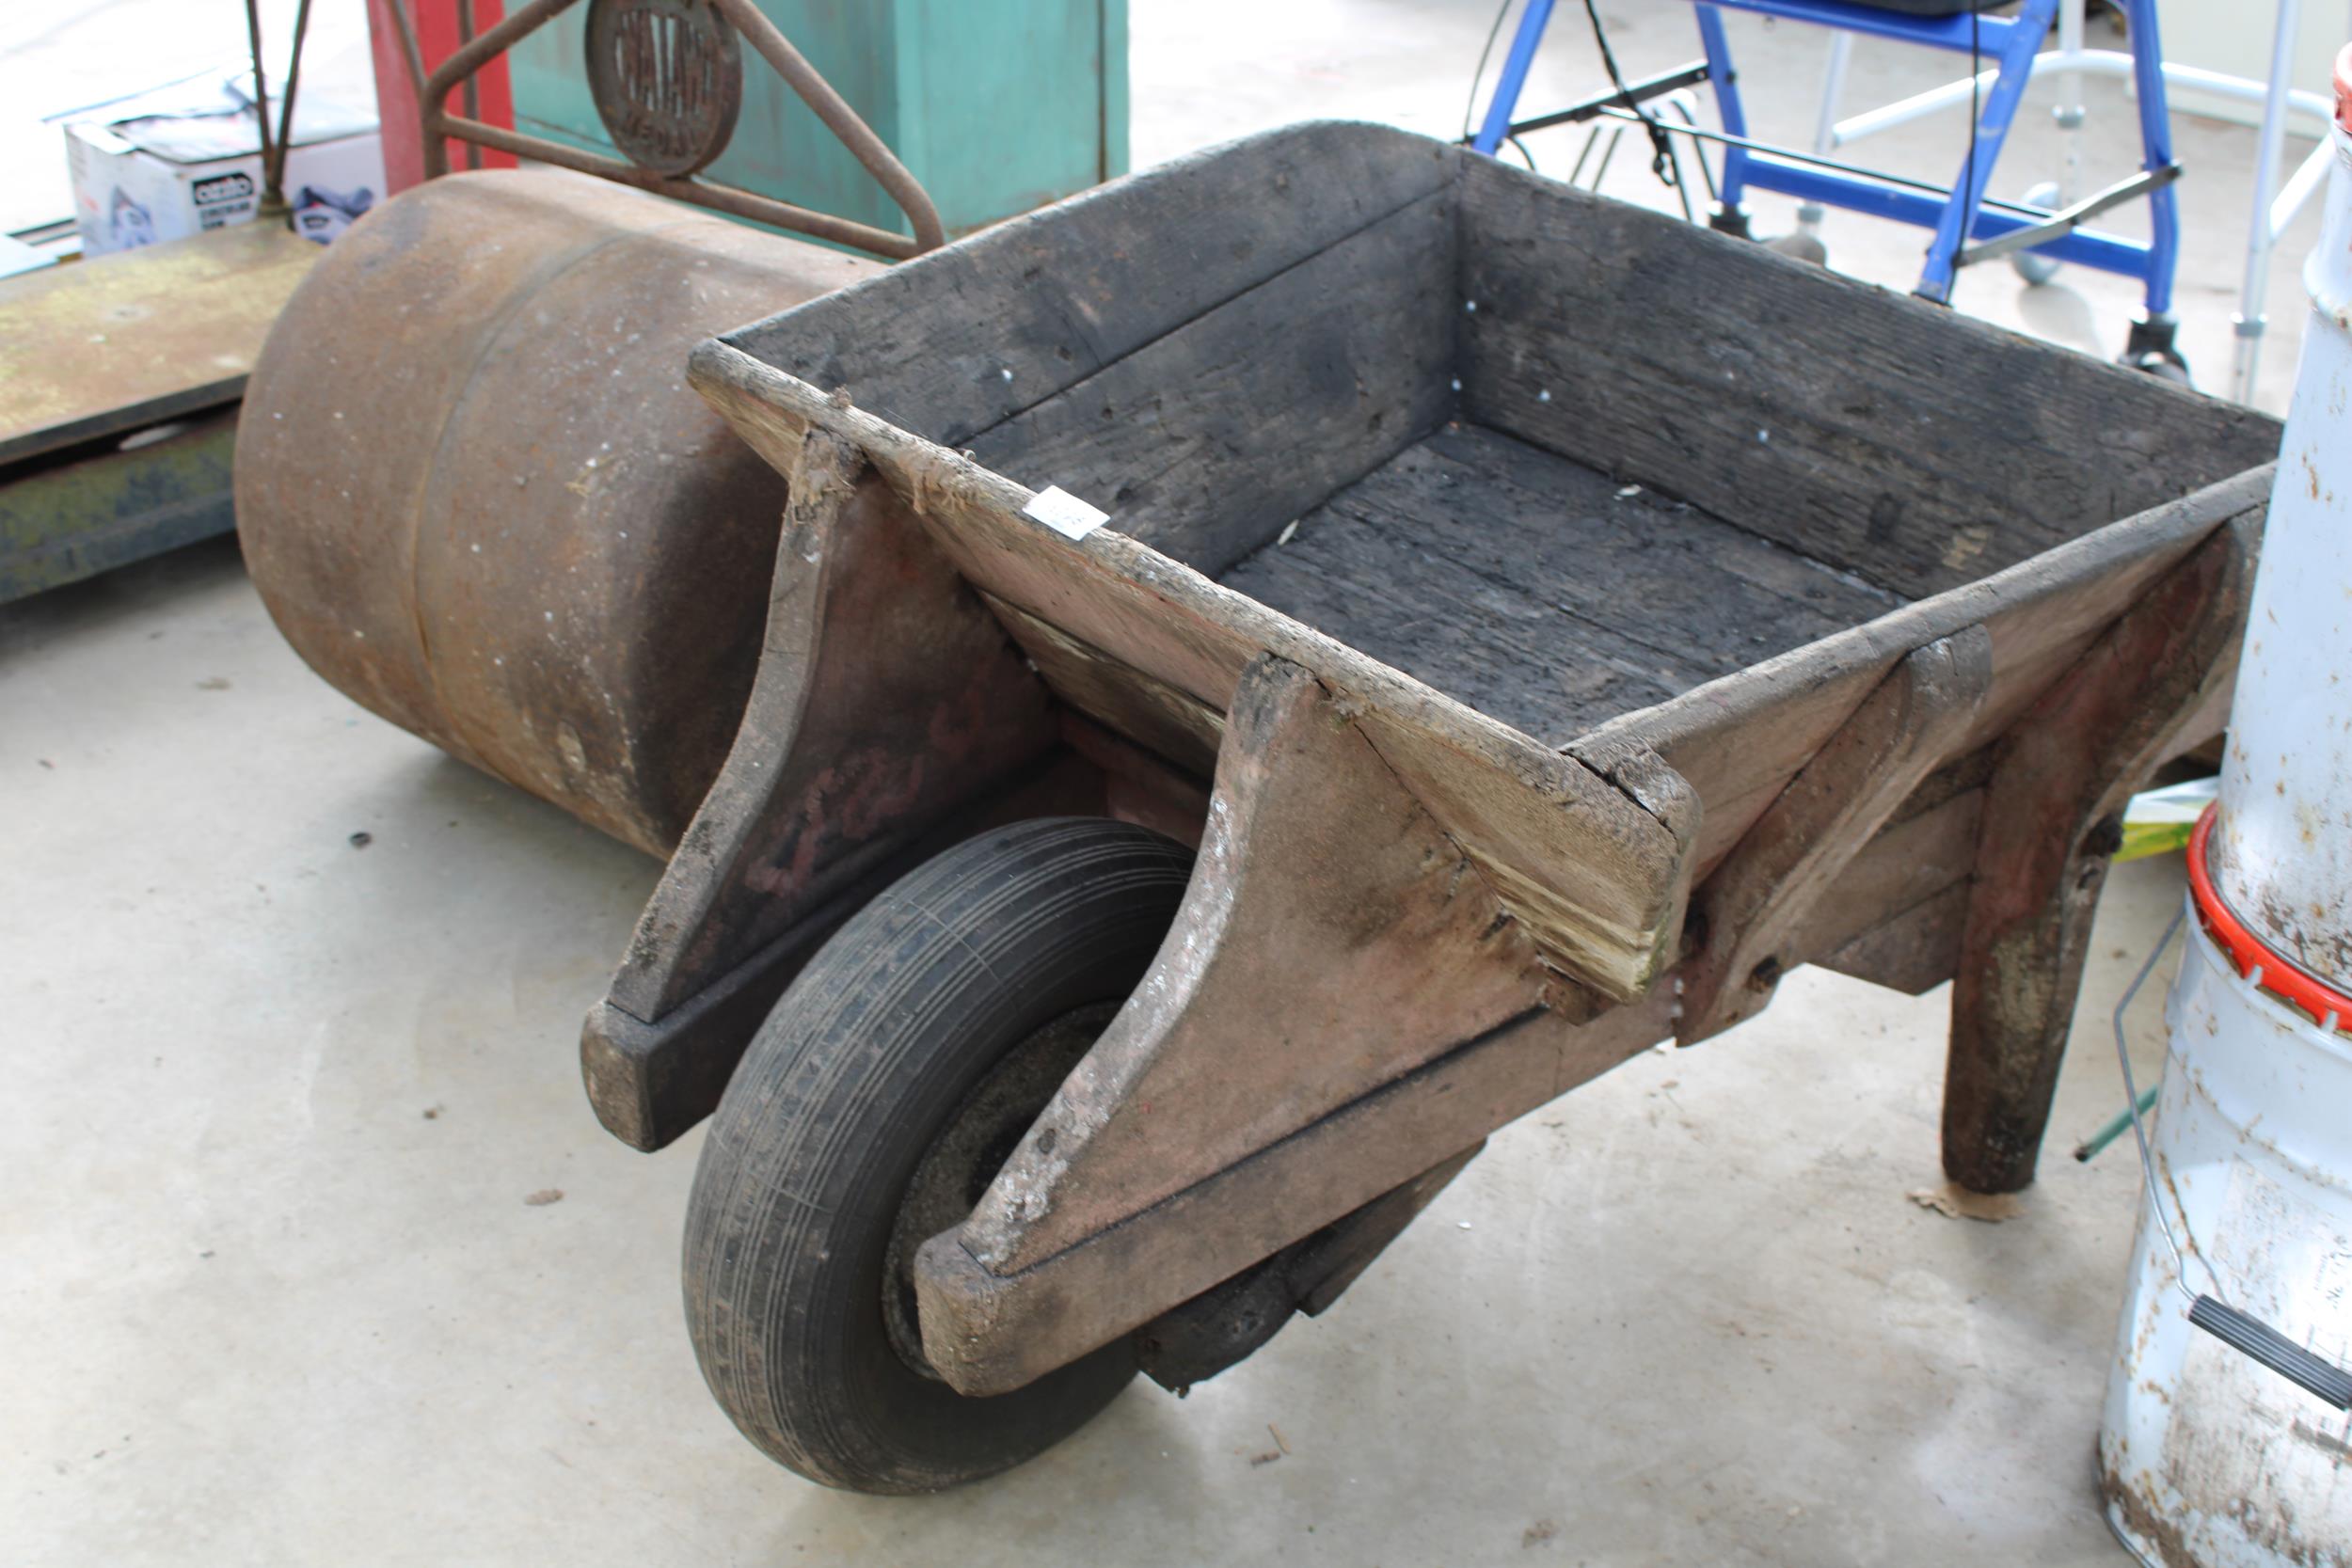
[1022,485,1110,541]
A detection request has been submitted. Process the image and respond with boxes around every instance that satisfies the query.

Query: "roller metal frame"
[383,0,946,259]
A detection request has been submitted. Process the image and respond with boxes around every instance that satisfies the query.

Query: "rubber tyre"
[683,816,1196,1493]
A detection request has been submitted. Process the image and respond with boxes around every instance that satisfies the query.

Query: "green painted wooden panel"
[508,0,1127,244]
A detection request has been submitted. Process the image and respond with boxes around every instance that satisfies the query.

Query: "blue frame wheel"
[2120,315,2191,387]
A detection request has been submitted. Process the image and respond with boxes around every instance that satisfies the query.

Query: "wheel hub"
[879,1002,1121,1379]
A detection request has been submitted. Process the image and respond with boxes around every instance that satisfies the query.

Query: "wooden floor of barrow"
[1216,421,1906,745]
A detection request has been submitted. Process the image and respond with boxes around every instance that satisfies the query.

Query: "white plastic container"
[2098,41,2352,1568]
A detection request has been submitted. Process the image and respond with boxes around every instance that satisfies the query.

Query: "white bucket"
[2212,103,2352,987]
[2098,908,2352,1567]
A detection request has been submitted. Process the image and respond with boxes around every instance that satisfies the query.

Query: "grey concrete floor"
[0,0,2315,1561]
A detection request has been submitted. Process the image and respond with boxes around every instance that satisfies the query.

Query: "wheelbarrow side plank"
[914,986,1675,1398]
[912,653,1679,1397]
[721,119,1456,455]
[688,341,1701,1005]
[958,654,1557,1278]
[1581,466,2274,877]
[580,430,1064,1148]
[1456,155,2280,604]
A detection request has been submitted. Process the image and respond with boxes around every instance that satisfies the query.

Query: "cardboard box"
[66,73,384,257]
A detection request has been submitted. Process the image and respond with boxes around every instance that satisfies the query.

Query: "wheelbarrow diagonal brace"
[1678,626,1994,1044]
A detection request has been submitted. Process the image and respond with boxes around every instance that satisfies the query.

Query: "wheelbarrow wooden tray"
[591,121,2278,1395]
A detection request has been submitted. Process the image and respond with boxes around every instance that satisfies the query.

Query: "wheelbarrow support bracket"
[913,654,1673,1397]
[580,427,1061,1149]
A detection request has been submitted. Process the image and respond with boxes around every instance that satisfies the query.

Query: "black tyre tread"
[684,816,1193,1492]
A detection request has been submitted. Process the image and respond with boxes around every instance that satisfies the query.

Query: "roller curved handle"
[391,0,946,260]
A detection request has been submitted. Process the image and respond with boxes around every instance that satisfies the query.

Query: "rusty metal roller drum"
[236,168,880,856]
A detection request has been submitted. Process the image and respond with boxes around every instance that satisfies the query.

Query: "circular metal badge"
[585,0,743,180]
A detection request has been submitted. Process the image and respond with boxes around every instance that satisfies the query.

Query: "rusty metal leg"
[1678,628,1993,1045]
[1942,519,2258,1194]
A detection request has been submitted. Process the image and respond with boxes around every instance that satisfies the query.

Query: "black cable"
[1580,0,1680,188]
[1463,0,1519,141]
[1954,9,1981,287]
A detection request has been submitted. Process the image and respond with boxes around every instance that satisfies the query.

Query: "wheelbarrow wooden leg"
[1941,517,2257,1194]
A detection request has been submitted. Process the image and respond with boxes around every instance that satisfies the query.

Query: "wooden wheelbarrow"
[578,122,2280,1491]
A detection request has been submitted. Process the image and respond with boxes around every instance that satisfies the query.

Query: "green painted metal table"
[0,221,317,603]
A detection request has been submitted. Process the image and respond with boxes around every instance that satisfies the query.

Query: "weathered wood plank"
[950,656,1554,1285]
[1456,155,2281,602]
[720,120,1457,452]
[599,434,1057,1025]
[965,188,1458,577]
[916,988,1678,1398]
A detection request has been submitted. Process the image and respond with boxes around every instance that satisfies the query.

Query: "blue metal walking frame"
[1470,0,2181,323]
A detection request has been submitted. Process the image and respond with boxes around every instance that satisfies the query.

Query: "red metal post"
[366,0,517,194]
